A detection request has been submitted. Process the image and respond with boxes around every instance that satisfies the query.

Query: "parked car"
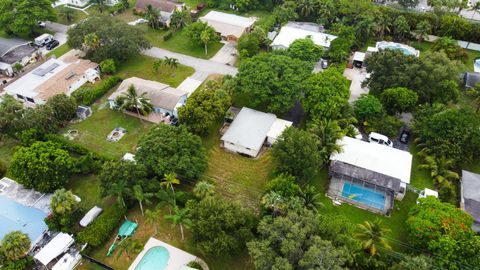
[46,40,59,50]
[368,132,393,147]
[38,21,46,28]
[34,33,53,47]
[321,59,328,69]
[399,127,411,144]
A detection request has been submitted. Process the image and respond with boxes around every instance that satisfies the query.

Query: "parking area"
[210,43,237,65]
[343,67,369,102]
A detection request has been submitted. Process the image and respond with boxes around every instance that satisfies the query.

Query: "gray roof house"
[221,107,292,157]
[0,37,37,76]
[461,170,480,232]
[464,72,480,88]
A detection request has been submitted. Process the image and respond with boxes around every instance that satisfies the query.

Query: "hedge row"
[72,76,122,106]
[76,203,126,247]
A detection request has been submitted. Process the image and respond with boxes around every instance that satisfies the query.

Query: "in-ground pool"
[341,182,385,210]
[378,43,416,56]
[135,246,170,270]
[0,195,48,243]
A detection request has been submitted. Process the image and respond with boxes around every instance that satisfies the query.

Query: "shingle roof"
[135,0,178,12]
[199,11,256,38]
[221,107,277,151]
[462,170,480,223]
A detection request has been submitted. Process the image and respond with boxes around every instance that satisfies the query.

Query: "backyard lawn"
[0,138,18,166]
[141,26,224,59]
[115,54,195,87]
[62,107,150,159]
[46,43,70,58]
[54,7,89,25]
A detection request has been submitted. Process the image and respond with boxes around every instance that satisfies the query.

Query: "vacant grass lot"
[62,108,150,159]
[46,43,70,58]
[141,26,224,59]
[115,54,195,87]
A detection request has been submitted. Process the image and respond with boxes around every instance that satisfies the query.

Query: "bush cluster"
[163,31,173,41]
[76,203,126,247]
[72,76,122,105]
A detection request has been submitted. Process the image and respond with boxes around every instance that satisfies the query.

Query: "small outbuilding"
[76,105,92,120]
[271,22,337,49]
[221,107,292,157]
[34,233,75,267]
[199,11,256,43]
[461,170,480,232]
[464,72,480,88]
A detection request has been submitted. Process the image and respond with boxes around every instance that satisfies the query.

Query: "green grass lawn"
[141,26,224,59]
[66,174,103,210]
[62,108,150,159]
[54,7,89,25]
[46,43,71,58]
[85,4,140,23]
[115,54,195,87]
[0,138,18,167]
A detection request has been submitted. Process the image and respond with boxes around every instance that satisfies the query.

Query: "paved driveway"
[210,43,237,65]
[343,67,369,102]
[143,47,238,80]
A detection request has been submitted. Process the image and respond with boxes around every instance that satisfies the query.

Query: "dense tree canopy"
[287,38,324,63]
[136,125,207,180]
[272,127,322,182]
[364,50,462,104]
[45,94,78,127]
[235,53,312,113]
[353,94,383,124]
[178,79,231,135]
[303,68,350,121]
[186,196,256,256]
[10,142,73,193]
[0,0,56,37]
[67,16,151,63]
[380,87,418,115]
[1,231,30,261]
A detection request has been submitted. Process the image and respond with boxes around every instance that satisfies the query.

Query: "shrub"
[0,160,6,178]
[163,31,173,41]
[368,115,403,138]
[76,203,126,247]
[99,59,116,74]
[72,76,122,105]
[187,261,203,270]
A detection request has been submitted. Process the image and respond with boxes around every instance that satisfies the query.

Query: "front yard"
[46,43,70,58]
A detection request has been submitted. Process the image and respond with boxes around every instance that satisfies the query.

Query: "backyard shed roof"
[271,22,337,49]
[462,170,480,223]
[267,118,292,140]
[221,107,277,151]
[34,233,74,266]
[353,51,366,62]
[330,136,412,184]
[199,11,256,38]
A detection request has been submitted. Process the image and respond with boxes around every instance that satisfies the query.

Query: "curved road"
[143,47,238,81]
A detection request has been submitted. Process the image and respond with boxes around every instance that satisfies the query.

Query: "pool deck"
[128,237,208,270]
[0,177,52,214]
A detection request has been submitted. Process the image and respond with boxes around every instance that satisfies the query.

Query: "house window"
[16,94,25,100]
[26,97,35,103]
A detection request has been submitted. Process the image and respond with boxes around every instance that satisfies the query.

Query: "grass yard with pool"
[62,107,150,159]
[115,55,195,87]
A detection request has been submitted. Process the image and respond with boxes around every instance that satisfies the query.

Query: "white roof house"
[221,107,292,157]
[330,136,412,184]
[199,11,256,42]
[34,233,75,266]
[271,22,337,49]
[4,52,99,106]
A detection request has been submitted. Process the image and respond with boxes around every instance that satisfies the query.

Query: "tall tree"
[193,181,215,199]
[165,206,190,241]
[380,87,418,115]
[414,20,432,42]
[133,185,153,216]
[308,119,343,163]
[235,52,313,113]
[161,173,180,205]
[355,219,391,256]
[200,27,218,55]
[170,10,192,31]
[144,208,160,235]
[287,38,324,63]
[144,4,160,29]
[50,189,79,216]
[393,15,410,41]
[0,0,56,37]
[45,94,78,127]
[1,231,31,261]
[115,85,153,122]
[67,16,151,63]
[116,238,143,260]
[185,22,219,55]
[418,155,459,185]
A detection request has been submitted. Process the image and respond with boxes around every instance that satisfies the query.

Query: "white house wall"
[223,140,260,157]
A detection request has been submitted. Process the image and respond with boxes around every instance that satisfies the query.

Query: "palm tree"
[152,59,163,73]
[193,181,215,199]
[170,10,191,31]
[300,185,323,211]
[91,0,106,13]
[1,231,31,261]
[414,20,432,43]
[308,119,343,163]
[110,180,131,208]
[133,185,153,216]
[164,57,179,75]
[355,219,391,256]
[145,208,160,235]
[200,30,211,56]
[58,6,76,23]
[376,13,392,39]
[83,33,100,52]
[116,238,143,260]
[144,4,160,29]
[165,206,191,241]
[115,85,153,123]
[297,0,315,18]
[261,191,286,217]
[156,188,176,214]
[471,1,480,19]
[356,15,378,45]
[161,173,180,204]
[418,155,459,185]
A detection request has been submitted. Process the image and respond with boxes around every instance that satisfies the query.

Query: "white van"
[368,132,393,147]
[34,33,53,47]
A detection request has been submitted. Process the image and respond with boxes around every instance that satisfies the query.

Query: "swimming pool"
[134,246,170,270]
[0,195,48,244]
[341,182,385,210]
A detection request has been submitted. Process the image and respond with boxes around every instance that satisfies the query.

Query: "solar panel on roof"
[32,63,60,77]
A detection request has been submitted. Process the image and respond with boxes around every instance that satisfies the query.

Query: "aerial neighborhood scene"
[2,0,480,269]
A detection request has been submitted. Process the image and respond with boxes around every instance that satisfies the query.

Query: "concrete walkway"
[143,47,238,81]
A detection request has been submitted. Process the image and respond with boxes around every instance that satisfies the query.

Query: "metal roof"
[0,37,30,57]
[271,22,337,49]
[221,107,277,151]
[462,170,480,223]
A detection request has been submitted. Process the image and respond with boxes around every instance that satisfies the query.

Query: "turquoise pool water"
[135,246,169,270]
[341,182,385,210]
[379,44,415,56]
[0,195,48,243]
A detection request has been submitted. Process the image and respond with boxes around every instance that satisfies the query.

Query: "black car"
[399,128,410,144]
[46,40,59,50]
